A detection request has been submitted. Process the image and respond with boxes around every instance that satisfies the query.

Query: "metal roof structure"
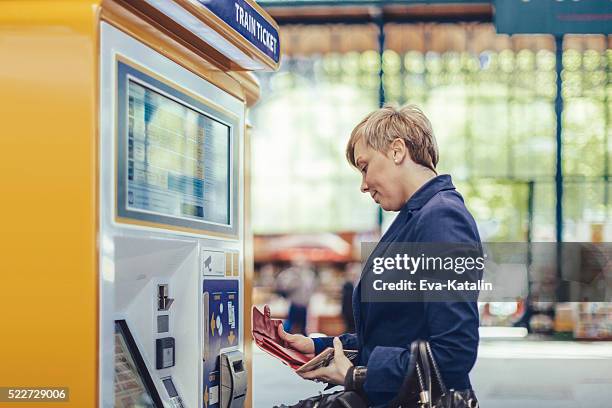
[259,0,492,25]
[259,0,612,36]
[259,0,489,5]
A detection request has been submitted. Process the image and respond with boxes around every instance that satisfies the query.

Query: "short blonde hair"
[346,104,439,173]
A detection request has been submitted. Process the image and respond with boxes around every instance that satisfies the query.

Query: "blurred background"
[248,1,612,407]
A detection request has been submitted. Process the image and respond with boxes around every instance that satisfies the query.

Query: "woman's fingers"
[278,324,315,354]
[277,323,290,340]
[300,366,329,381]
[333,337,343,359]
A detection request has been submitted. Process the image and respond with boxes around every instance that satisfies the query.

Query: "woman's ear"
[390,138,407,164]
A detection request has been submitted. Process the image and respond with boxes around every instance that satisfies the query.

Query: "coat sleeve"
[363,198,480,405]
[312,333,359,354]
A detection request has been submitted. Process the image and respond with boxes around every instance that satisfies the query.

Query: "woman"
[278,105,480,407]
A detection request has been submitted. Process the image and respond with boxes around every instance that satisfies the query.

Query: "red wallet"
[252,305,311,370]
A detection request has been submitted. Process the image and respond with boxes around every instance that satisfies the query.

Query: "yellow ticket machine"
[0,1,279,407]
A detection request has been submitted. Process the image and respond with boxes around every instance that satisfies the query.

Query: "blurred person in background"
[258,263,277,289]
[341,263,361,333]
[277,104,481,407]
[276,258,316,335]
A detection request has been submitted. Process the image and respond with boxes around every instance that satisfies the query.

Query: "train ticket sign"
[198,0,280,64]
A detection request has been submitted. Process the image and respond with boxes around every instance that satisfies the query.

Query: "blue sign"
[495,0,612,35]
[199,0,280,64]
[203,279,240,408]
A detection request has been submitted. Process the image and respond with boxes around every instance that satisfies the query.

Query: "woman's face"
[353,137,406,211]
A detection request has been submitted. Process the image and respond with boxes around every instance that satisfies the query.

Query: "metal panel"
[495,0,612,35]
[0,2,100,407]
[260,0,488,5]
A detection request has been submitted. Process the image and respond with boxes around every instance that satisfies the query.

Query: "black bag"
[276,340,478,408]
[388,340,479,408]
[274,389,368,408]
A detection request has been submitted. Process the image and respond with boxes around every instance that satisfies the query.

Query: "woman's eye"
[361,166,368,174]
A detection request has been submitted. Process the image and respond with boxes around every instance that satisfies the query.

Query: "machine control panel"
[203,278,240,407]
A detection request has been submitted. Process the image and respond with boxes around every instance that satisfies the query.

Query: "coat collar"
[402,174,456,211]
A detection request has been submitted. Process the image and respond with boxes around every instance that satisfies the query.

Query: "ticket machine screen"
[127,79,230,224]
[116,60,238,235]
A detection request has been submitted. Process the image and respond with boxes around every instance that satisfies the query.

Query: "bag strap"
[387,340,429,408]
[386,341,418,407]
[418,341,432,408]
[425,342,448,396]
[387,340,450,408]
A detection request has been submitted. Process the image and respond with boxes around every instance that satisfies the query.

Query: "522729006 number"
[0,387,69,402]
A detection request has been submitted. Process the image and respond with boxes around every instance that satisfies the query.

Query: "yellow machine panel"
[0,1,279,406]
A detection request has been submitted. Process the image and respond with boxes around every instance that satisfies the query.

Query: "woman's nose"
[360,178,369,193]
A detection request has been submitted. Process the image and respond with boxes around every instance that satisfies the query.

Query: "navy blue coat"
[313,175,481,406]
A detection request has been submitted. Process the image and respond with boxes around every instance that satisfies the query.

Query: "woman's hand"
[277,324,315,356]
[299,337,354,385]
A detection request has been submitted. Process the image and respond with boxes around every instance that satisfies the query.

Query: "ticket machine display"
[117,60,238,235]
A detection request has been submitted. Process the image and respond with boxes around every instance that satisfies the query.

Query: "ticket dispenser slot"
[220,351,247,408]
